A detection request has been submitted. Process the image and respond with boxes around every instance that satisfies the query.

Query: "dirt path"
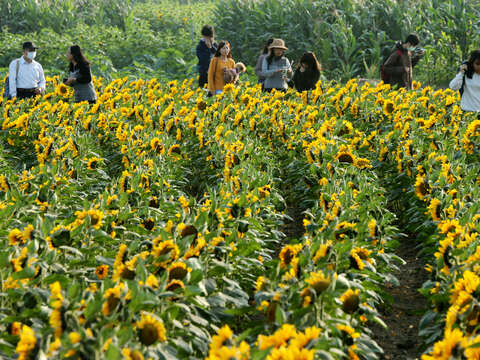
[371,238,428,359]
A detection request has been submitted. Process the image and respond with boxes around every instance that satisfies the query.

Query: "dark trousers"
[17,88,36,99]
[199,72,208,88]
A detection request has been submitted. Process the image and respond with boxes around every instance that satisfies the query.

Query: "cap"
[23,41,39,51]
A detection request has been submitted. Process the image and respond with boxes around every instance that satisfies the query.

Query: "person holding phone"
[382,33,425,90]
[261,39,292,92]
[64,45,97,104]
[450,50,480,113]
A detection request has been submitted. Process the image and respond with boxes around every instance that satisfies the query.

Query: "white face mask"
[26,51,36,60]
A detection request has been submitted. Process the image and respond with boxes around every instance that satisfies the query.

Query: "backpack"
[3,59,20,99]
[380,49,402,83]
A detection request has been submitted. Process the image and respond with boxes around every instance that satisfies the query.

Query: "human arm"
[255,55,264,78]
[449,66,466,90]
[8,60,17,98]
[207,57,216,93]
[36,63,46,94]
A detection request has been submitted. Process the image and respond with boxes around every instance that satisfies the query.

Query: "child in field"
[223,62,247,84]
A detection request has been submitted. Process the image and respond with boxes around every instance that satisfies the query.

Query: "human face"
[66,48,74,62]
[273,48,284,57]
[220,44,230,56]
[23,48,36,61]
[474,59,480,74]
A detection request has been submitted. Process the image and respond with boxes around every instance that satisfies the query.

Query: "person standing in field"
[196,25,217,89]
[207,40,235,95]
[261,38,292,92]
[8,41,46,100]
[382,33,425,90]
[292,51,322,92]
[450,50,480,113]
[64,45,97,104]
[255,38,274,87]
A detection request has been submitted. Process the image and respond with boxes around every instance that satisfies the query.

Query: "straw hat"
[268,38,288,51]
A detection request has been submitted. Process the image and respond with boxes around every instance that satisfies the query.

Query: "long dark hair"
[214,41,232,58]
[266,48,286,67]
[262,38,274,55]
[297,52,322,73]
[466,50,480,79]
[68,45,90,72]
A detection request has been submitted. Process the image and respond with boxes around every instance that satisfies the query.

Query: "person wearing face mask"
[207,40,235,96]
[382,33,425,90]
[261,39,292,92]
[450,50,480,114]
[8,41,46,100]
[63,45,97,104]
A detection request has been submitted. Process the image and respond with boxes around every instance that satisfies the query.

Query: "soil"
[370,238,429,360]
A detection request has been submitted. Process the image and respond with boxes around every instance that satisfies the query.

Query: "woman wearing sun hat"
[261,38,292,92]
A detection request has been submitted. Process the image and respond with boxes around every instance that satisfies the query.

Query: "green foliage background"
[1,0,480,88]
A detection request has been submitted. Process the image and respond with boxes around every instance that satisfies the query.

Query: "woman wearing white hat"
[261,38,292,92]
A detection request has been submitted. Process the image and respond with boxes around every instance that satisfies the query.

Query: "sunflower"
[257,324,297,350]
[149,196,159,208]
[368,219,378,238]
[142,218,155,231]
[137,313,166,346]
[16,325,37,360]
[180,224,197,238]
[102,284,123,316]
[152,240,179,267]
[305,270,331,295]
[122,348,144,360]
[313,241,332,262]
[350,247,372,270]
[414,174,430,200]
[96,265,109,280]
[279,244,302,268]
[336,150,355,164]
[165,279,185,292]
[10,321,22,336]
[168,144,181,156]
[56,83,69,97]
[150,138,165,154]
[421,328,466,360]
[87,209,104,230]
[87,156,101,170]
[428,198,442,222]
[340,289,360,314]
[168,262,190,280]
[383,100,395,115]
[8,228,24,246]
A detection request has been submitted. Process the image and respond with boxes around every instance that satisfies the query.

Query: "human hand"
[34,88,42,95]
[276,69,283,73]
[65,77,76,85]
[405,67,411,74]
[460,64,468,73]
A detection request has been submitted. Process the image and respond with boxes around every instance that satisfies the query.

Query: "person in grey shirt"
[261,38,292,92]
[255,38,273,87]
[64,45,97,104]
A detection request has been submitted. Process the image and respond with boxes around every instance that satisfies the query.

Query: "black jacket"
[293,68,320,92]
[196,39,217,74]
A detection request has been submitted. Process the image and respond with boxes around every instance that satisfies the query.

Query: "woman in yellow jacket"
[208,40,235,95]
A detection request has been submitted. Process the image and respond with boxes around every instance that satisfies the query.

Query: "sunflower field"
[0,75,479,360]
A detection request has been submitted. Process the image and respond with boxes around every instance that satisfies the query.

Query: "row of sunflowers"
[0,75,478,359]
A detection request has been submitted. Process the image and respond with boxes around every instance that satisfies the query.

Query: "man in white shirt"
[8,41,46,100]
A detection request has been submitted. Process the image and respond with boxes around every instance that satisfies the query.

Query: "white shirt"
[449,71,480,112]
[8,56,46,98]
